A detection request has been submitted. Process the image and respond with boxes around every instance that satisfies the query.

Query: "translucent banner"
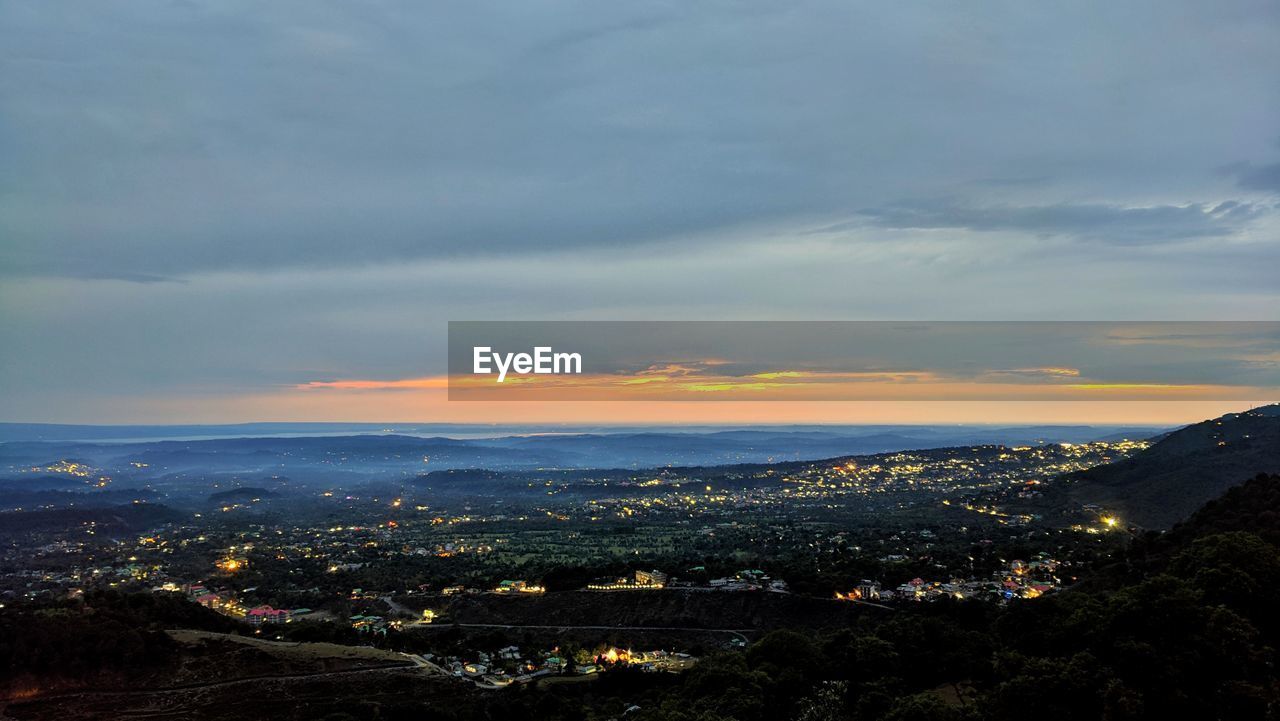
[447,321,1280,402]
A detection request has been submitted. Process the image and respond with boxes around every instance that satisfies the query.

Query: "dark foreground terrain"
[5,633,470,721]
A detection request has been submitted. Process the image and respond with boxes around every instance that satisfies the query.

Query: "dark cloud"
[1,1,1278,280]
[1228,161,1280,192]
[71,271,187,284]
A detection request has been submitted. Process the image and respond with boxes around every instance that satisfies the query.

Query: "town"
[0,438,1151,698]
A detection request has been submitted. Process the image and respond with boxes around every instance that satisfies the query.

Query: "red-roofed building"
[246,605,290,626]
[193,592,225,609]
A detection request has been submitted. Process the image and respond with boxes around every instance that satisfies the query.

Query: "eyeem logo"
[473,346,583,383]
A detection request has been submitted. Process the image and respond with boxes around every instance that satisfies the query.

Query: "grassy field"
[167,629,411,664]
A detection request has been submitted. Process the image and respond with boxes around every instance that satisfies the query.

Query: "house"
[246,605,291,626]
[635,569,668,587]
[192,591,231,611]
[494,579,544,594]
[1025,584,1053,599]
[351,614,388,633]
[897,578,929,600]
[858,580,881,600]
[587,569,668,591]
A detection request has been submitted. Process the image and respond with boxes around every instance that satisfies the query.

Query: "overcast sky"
[1,1,1278,423]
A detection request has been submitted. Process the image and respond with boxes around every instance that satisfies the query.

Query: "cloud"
[2,1,1280,421]
[2,1,1279,280]
[72,271,187,284]
[983,367,1081,379]
[844,200,1265,244]
[1227,161,1280,192]
[296,377,448,391]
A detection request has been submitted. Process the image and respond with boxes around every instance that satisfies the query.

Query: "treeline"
[0,590,242,687]
[0,502,184,538]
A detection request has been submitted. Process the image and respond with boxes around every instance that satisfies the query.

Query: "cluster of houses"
[426,645,694,689]
[428,646,568,688]
[704,569,789,593]
[594,647,694,673]
[887,576,1052,601]
[2,560,164,599]
[492,579,545,594]
[834,580,885,602]
[835,556,1061,603]
[350,614,391,633]
[583,568,789,593]
[187,583,319,625]
[188,584,241,615]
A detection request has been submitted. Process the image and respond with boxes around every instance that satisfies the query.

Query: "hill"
[1035,404,1280,528]
[206,487,277,503]
[0,423,1165,483]
[0,503,186,538]
[1162,471,1280,547]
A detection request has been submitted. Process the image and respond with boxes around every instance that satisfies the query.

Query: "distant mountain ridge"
[0,424,1166,481]
[0,421,1166,444]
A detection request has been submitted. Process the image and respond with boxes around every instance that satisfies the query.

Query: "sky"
[1,1,1278,425]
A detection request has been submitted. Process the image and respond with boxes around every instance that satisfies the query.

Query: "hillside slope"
[1040,404,1279,528]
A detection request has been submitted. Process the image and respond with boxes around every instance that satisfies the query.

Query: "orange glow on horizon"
[296,377,449,390]
[300,370,1268,403]
[117,386,1273,427]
